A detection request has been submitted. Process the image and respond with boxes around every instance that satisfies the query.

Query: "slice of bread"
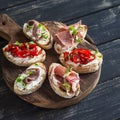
[3,42,46,66]
[14,62,46,95]
[23,20,53,50]
[48,63,80,98]
[59,50,103,73]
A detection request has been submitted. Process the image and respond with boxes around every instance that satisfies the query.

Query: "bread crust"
[48,63,80,98]
[14,62,46,95]
[3,45,46,67]
[59,52,103,73]
[23,21,53,50]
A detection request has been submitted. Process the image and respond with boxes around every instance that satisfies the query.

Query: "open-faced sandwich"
[3,41,46,66]
[14,62,46,95]
[48,63,80,98]
[54,21,87,54]
[23,20,53,50]
[59,48,103,73]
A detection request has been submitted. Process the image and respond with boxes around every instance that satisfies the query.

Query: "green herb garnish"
[15,41,22,46]
[34,63,39,66]
[95,50,99,54]
[38,23,42,28]
[76,38,82,43]
[27,25,33,29]
[41,26,46,31]
[69,25,78,35]
[29,41,34,44]
[37,33,41,36]
[16,76,22,82]
[42,32,48,39]
[62,83,71,92]
[65,66,71,75]
[22,82,26,88]
[27,71,33,75]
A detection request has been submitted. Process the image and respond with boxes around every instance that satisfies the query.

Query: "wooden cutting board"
[0,14,101,109]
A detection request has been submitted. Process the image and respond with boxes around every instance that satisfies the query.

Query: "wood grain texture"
[69,6,120,45]
[0,14,101,108]
[0,0,120,22]
[0,0,33,10]
[0,1,120,46]
[1,77,120,120]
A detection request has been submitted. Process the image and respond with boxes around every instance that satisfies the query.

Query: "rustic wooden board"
[0,14,101,108]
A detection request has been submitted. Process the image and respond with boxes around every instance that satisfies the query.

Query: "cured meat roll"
[54,21,87,54]
[14,62,46,95]
[59,48,103,73]
[23,20,53,50]
[3,41,46,66]
[48,63,80,98]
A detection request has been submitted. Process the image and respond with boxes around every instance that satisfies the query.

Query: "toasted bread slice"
[3,41,46,66]
[23,20,53,50]
[48,63,80,98]
[14,62,46,95]
[59,50,103,73]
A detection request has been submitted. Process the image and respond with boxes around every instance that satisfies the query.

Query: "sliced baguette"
[14,62,46,95]
[59,51,103,73]
[48,63,80,98]
[23,20,53,50]
[3,42,46,67]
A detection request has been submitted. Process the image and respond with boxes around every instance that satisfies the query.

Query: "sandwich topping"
[4,41,42,58]
[15,63,45,90]
[55,21,87,50]
[63,48,96,65]
[24,20,50,45]
[51,64,80,96]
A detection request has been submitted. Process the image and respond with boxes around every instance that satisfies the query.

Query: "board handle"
[0,14,28,43]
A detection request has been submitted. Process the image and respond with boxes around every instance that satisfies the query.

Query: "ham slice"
[23,68,40,84]
[55,21,87,49]
[54,65,80,85]
[48,63,80,98]
[55,30,73,47]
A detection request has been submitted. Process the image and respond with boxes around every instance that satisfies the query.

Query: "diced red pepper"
[5,42,42,58]
[64,48,95,64]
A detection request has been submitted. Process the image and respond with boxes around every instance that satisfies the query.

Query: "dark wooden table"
[0,0,120,120]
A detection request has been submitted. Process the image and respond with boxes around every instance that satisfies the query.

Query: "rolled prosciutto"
[48,63,80,98]
[54,21,87,54]
[14,62,46,95]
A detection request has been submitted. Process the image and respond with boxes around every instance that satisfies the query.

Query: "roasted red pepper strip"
[64,48,95,64]
[5,42,42,58]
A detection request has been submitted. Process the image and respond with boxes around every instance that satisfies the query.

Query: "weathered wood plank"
[1,76,120,120]
[0,0,34,10]
[68,6,120,45]
[98,39,120,83]
[0,0,120,21]
[0,1,120,45]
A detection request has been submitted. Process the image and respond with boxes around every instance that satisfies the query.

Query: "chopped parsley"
[69,25,78,35]
[16,76,22,82]
[27,71,34,75]
[42,32,48,39]
[27,24,33,29]
[37,33,41,36]
[62,83,71,92]
[38,23,42,28]
[76,38,82,44]
[95,50,99,54]
[65,66,71,75]
[15,41,22,46]
[29,41,35,44]
[34,63,39,66]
